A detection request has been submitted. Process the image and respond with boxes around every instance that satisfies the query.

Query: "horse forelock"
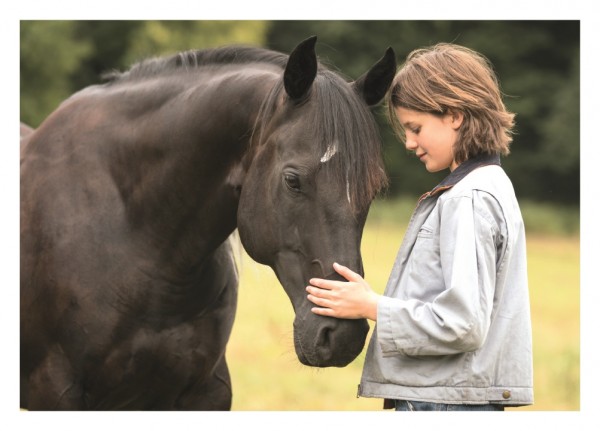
[314,72,388,210]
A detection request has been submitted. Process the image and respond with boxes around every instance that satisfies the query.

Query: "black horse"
[20,36,396,410]
[20,122,34,159]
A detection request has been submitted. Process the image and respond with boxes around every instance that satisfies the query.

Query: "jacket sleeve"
[376,191,504,356]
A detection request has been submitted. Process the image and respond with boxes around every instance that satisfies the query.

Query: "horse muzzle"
[292,305,369,367]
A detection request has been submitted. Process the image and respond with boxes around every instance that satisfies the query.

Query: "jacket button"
[502,390,511,399]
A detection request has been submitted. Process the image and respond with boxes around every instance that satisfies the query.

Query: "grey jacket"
[358,155,533,406]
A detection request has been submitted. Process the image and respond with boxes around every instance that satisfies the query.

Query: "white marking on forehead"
[319,142,351,205]
[320,142,338,163]
[346,170,351,205]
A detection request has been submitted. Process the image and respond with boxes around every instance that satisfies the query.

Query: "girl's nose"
[405,137,418,151]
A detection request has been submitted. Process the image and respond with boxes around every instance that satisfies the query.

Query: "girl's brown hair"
[387,43,515,163]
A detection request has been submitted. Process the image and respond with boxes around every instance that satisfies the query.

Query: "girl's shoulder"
[443,164,514,199]
[439,164,523,229]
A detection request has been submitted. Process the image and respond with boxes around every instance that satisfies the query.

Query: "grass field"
[227,198,580,411]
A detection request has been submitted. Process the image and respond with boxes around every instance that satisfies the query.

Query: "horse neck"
[107,69,277,268]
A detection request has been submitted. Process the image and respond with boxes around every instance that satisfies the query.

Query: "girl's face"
[395,107,463,172]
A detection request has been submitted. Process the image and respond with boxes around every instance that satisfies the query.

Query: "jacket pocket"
[417,224,434,238]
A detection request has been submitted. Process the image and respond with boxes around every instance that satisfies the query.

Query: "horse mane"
[102,45,290,82]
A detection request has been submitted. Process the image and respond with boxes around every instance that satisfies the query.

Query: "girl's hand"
[306,262,380,321]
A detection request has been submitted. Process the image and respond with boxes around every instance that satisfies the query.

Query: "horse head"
[237,36,396,367]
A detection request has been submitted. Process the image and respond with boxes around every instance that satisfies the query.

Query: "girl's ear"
[450,110,464,129]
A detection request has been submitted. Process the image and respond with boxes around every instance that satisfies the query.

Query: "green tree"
[20,21,92,126]
[70,21,144,90]
[122,21,269,66]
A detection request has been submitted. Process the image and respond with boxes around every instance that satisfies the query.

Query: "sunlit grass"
[519,235,580,410]
[228,198,580,411]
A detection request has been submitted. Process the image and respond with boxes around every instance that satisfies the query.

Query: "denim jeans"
[395,400,504,411]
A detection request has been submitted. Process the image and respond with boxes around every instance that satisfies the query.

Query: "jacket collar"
[418,153,501,203]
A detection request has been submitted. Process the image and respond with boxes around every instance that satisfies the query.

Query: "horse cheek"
[236,171,277,266]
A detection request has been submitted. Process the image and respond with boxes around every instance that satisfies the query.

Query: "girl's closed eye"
[403,123,420,135]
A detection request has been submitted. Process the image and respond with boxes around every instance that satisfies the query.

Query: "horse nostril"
[319,326,333,347]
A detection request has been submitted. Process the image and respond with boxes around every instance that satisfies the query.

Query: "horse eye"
[284,172,301,191]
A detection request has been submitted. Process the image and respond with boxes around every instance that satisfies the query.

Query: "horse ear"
[352,47,397,106]
[284,36,318,101]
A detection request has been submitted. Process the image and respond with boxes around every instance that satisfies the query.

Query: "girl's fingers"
[307,292,336,316]
[308,278,340,290]
[310,306,334,317]
[307,293,327,306]
[309,264,362,288]
[306,285,332,299]
[333,262,363,282]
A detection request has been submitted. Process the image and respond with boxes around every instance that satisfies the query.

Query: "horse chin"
[292,304,369,368]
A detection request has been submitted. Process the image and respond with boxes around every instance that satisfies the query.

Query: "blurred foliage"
[20,20,579,204]
[123,21,268,66]
[20,21,92,127]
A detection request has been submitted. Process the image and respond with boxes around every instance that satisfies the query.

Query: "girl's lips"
[417,153,426,160]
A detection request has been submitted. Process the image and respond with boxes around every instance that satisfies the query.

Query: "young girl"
[306,43,533,411]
